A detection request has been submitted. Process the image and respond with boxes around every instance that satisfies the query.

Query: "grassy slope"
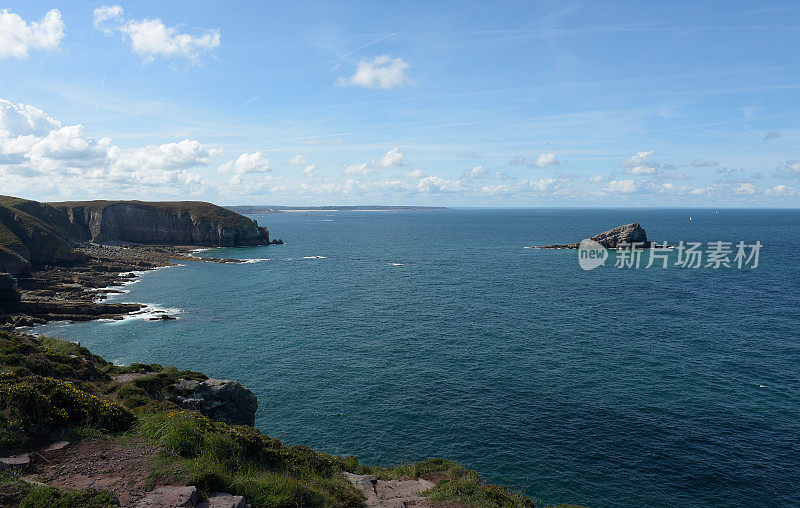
[0,331,578,508]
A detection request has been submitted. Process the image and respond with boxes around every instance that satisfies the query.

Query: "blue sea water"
[34,209,800,507]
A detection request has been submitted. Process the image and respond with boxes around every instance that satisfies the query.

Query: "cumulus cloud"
[343,147,404,175]
[588,174,607,183]
[463,165,487,179]
[337,55,410,89]
[0,98,213,194]
[302,164,317,176]
[733,182,756,195]
[0,9,64,59]
[218,151,271,184]
[510,153,560,168]
[288,154,307,165]
[94,5,220,64]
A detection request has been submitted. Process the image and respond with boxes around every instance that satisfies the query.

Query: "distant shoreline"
[226,205,447,214]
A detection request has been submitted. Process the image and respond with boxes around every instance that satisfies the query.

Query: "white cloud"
[0,9,64,59]
[289,154,307,165]
[343,147,405,175]
[94,5,220,64]
[604,179,638,193]
[0,98,212,194]
[402,169,425,179]
[588,174,607,183]
[343,162,374,175]
[92,5,123,33]
[302,164,317,176]
[337,55,410,89]
[218,151,271,175]
[733,182,756,195]
[621,150,654,167]
[372,146,405,168]
[463,165,487,178]
[417,176,466,193]
[627,165,657,175]
[509,153,559,168]
[764,184,796,197]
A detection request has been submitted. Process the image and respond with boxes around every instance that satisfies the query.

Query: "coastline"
[2,243,251,329]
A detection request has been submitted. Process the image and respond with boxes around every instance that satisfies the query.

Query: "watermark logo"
[578,238,608,270]
[577,240,763,270]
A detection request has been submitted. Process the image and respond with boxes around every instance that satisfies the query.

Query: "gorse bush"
[0,372,135,453]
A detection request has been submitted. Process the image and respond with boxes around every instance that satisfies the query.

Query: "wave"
[102,304,184,324]
[390,263,404,266]
[243,258,272,263]
[302,256,327,259]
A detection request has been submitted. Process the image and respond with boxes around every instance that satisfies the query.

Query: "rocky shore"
[0,195,282,328]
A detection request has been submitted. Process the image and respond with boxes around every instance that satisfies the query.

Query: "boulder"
[343,472,434,507]
[197,492,251,508]
[174,378,258,426]
[0,453,30,471]
[135,486,198,508]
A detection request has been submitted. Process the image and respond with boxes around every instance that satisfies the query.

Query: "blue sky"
[1,1,799,206]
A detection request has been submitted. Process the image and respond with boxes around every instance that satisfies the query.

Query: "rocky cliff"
[0,196,270,276]
[52,200,269,247]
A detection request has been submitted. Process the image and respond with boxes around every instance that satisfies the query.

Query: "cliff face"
[0,196,270,276]
[55,201,269,247]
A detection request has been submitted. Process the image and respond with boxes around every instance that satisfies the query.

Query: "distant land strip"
[227,205,447,213]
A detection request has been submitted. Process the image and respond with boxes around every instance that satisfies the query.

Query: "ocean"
[33,208,800,507]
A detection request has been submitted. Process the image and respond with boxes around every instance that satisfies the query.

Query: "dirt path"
[25,438,185,506]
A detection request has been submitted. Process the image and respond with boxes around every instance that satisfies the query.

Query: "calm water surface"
[35,209,800,507]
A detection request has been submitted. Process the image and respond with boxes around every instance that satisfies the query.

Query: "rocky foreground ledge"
[534,223,667,249]
[0,330,583,507]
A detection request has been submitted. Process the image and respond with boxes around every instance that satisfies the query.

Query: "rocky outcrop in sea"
[536,222,666,249]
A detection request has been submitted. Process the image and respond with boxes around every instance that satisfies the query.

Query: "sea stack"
[536,223,665,249]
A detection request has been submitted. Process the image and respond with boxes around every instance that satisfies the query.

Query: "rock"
[174,378,258,426]
[0,453,30,471]
[149,314,177,321]
[197,492,251,508]
[536,223,665,249]
[343,472,434,507]
[135,486,198,507]
[41,440,70,452]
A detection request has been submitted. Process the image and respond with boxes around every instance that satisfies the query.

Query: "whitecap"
[103,304,184,324]
[302,256,327,259]
[243,258,272,263]
[390,263,404,266]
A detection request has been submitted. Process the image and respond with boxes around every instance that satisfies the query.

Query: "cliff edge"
[0,196,270,276]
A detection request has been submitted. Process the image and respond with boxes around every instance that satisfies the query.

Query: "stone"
[536,223,665,249]
[197,492,251,508]
[174,378,258,426]
[135,486,198,507]
[0,453,30,471]
[41,440,70,452]
[343,472,434,507]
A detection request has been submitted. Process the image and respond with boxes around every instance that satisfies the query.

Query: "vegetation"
[0,330,555,507]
